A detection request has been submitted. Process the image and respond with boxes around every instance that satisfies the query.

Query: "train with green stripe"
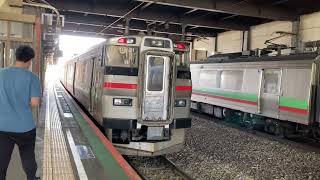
[61,36,192,156]
[190,52,320,137]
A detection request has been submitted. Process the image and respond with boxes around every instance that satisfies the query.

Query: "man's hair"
[15,45,35,63]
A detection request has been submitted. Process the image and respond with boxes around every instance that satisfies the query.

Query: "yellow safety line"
[43,83,76,180]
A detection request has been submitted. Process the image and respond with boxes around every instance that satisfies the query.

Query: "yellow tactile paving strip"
[43,85,76,180]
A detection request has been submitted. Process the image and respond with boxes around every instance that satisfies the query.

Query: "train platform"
[6,68,140,180]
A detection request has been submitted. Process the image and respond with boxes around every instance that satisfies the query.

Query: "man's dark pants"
[0,129,37,180]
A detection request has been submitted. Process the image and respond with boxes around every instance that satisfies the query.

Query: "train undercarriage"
[191,101,320,140]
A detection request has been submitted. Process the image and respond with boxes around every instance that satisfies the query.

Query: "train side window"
[220,70,243,90]
[67,65,74,84]
[263,70,281,94]
[76,63,82,83]
[106,46,138,67]
[79,63,87,84]
[199,70,220,88]
[76,64,80,82]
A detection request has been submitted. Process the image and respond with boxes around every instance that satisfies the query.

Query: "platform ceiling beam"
[48,1,249,31]
[183,8,198,15]
[134,0,298,21]
[63,23,124,35]
[62,19,216,38]
[141,2,153,10]
[62,23,196,41]
[271,0,290,5]
[221,14,238,20]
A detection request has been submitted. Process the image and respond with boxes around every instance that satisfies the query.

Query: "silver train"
[190,53,320,136]
[61,36,192,156]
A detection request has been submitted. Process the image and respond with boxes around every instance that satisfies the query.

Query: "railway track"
[191,112,320,153]
[125,155,194,180]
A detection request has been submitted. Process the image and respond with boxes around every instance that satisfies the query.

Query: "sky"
[58,35,105,64]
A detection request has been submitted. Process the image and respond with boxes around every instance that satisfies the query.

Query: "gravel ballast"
[126,156,190,180]
[166,114,320,180]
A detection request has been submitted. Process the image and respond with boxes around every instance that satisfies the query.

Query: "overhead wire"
[98,2,145,34]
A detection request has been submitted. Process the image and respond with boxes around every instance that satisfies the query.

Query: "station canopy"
[46,0,320,41]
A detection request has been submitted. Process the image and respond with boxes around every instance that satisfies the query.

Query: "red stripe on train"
[193,93,308,115]
[176,86,192,91]
[192,92,258,106]
[279,106,308,115]
[104,82,138,90]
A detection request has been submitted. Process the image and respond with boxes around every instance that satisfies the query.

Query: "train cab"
[63,36,192,156]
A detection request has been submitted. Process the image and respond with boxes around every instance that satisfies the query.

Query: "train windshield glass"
[147,56,164,91]
[107,45,138,67]
[175,51,190,68]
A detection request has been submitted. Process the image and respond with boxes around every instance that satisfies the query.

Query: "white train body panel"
[191,54,318,125]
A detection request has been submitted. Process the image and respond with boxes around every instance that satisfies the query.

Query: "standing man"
[0,46,41,180]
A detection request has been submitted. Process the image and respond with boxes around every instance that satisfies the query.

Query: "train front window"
[147,56,164,91]
[175,51,190,68]
[107,45,138,67]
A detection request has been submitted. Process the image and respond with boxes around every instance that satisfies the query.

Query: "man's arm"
[30,75,41,107]
[31,97,40,107]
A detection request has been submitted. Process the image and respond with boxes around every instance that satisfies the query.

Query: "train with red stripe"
[190,52,320,138]
[61,36,192,156]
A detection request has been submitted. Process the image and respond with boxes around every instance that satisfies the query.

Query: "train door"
[142,55,171,121]
[260,69,282,118]
[91,57,103,122]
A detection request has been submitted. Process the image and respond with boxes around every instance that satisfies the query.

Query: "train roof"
[190,53,319,64]
[64,35,175,64]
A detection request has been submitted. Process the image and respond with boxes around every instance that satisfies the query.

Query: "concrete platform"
[6,68,139,180]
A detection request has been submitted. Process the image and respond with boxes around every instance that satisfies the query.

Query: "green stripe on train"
[193,88,258,102]
[279,97,309,110]
[193,87,309,110]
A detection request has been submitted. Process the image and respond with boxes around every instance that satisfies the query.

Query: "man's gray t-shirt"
[0,67,41,133]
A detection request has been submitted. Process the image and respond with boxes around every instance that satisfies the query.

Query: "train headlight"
[118,37,136,44]
[175,99,186,107]
[113,98,133,106]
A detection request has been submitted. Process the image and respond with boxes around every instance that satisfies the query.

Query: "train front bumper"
[103,118,192,129]
[114,129,186,156]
